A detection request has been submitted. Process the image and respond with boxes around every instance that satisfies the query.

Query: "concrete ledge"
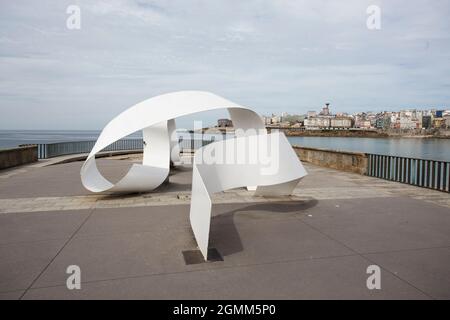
[0,145,38,170]
[293,145,368,175]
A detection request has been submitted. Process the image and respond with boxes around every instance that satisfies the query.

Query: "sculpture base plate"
[182,248,223,265]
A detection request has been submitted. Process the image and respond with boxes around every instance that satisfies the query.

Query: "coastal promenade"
[0,154,449,299]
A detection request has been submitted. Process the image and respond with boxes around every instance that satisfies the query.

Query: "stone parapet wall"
[293,146,368,175]
[0,145,38,170]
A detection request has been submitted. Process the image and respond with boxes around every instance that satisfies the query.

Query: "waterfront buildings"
[306,111,317,118]
[304,103,353,130]
[304,117,330,130]
[330,117,353,129]
[264,105,449,131]
[217,118,233,128]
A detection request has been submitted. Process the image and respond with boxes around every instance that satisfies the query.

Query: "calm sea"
[0,130,141,148]
[1,130,449,162]
[287,136,450,162]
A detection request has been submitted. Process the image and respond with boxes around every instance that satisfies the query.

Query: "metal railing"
[37,139,143,159]
[36,137,217,159]
[178,136,216,151]
[367,154,450,193]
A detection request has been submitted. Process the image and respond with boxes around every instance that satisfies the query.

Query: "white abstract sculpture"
[80,91,307,260]
[190,131,307,259]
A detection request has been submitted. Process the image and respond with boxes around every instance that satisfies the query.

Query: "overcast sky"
[0,0,449,130]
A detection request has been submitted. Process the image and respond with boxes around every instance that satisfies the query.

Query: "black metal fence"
[36,137,216,159]
[177,136,216,151]
[37,139,143,159]
[367,154,450,193]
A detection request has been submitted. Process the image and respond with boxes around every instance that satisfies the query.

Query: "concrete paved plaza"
[0,154,449,299]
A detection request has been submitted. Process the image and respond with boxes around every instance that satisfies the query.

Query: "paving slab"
[22,255,428,300]
[32,226,196,289]
[0,160,131,199]
[0,290,25,300]
[31,202,352,289]
[365,247,450,299]
[296,197,450,253]
[75,204,190,237]
[209,213,353,263]
[0,210,90,245]
[0,239,65,292]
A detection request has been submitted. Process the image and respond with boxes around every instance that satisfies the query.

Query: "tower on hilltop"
[321,103,330,116]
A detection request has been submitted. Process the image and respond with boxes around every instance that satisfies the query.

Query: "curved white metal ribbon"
[190,131,307,260]
[80,91,265,193]
[81,91,308,261]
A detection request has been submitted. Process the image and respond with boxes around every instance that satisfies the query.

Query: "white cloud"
[0,0,449,129]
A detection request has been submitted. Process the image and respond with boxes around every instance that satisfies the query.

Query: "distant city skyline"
[1,0,449,130]
[263,104,450,116]
[262,105,450,131]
